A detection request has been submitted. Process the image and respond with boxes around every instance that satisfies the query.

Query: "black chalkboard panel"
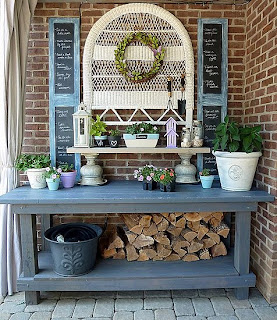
[54,23,74,94]
[203,24,222,94]
[203,106,222,175]
[55,106,75,167]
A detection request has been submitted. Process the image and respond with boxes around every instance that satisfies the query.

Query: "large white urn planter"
[213,151,262,191]
[26,168,47,189]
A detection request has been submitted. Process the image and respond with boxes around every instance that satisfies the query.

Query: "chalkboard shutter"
[49,18,80,176]
[197,19,228,175]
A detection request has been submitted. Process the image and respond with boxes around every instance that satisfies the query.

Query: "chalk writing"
[54,23,74,94]
[203,24,222,94]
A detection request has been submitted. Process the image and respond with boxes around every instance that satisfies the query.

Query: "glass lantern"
[73,102,90,147]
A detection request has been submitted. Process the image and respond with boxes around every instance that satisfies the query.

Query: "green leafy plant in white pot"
[15,154,51,189]
[123,123,160,148]
[212,116,262,191]
[90,115,107,147]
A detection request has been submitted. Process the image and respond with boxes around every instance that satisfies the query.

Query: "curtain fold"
[0,0,38,297]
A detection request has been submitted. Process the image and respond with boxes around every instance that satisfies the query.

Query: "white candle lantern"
[73,102,90,147]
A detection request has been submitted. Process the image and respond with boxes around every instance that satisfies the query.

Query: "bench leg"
[25,291,40,305]
[20,214,40,305]
[234,211,251,300]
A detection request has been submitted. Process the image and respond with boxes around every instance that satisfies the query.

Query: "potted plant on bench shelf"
[45,166,62,191]
[155,168,176,192]
[90,115,107,147]
[60,163,77,188]
[199,169,214,189]
[123,123,160,148]
[108,129,121,148]
[15,154,51,189]
[134,164,157,190]
[212,116,262,191]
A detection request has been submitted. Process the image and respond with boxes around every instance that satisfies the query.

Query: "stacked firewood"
[100,212,229,262]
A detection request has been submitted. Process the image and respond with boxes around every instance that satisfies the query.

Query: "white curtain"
[0,0,37,297]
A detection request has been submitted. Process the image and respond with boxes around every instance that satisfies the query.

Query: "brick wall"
[24,1,277,302]
[24,2,247,174]
[245,0,277,304]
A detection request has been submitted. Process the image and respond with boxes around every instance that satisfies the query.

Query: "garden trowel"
[178,73,186,115]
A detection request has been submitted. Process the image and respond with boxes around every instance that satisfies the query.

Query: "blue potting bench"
[0,181,273,305]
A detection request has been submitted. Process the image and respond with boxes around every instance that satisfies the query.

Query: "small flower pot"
[160,181,175,192]
[46,178,60,191]
[26,168,46,189]
[61,171,77,188]
[108,136,120,148]
[94,135,108,147]
[200,175,214,189]
[142,180,157,191]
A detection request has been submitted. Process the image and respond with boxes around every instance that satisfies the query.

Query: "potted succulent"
[155,168,176,192]
[60,163,77,188]
[134,164,157,190]
[199,169,214,189]
[15,154,51,189]
[213,116,262,191]
[123,123,159,148]
[108,129,121,148]
[90,115,107,147]
[45,166,62,191]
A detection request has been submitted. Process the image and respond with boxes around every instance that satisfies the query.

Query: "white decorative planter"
[123,134,159,148]
[26,168,47,189]
[213,151,262,191]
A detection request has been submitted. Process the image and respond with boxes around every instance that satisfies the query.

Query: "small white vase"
[26,168,46,189]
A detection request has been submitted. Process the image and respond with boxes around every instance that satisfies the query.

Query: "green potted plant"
[154,168,176,192]
[123,123,160,148]
[199,169,214,189]
[134,164,157,190]
[212,116,262,191]
[108,129,121,148]
[45,166,62,191]
[90,115,107,147]
[59,163,77,188]
[15,154,51,189]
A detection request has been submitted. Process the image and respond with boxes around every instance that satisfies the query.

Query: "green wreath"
[114,32,165,83]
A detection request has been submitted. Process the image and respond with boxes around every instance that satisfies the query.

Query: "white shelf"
[67,147,210,154]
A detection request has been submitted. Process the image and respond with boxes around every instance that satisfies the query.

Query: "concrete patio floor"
[1,288,276,320]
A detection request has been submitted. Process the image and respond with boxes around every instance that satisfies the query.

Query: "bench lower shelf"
[18,250,255,292]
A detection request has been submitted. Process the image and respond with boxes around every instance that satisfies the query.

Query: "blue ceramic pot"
[46,178,60,191]
[200,176,214,189]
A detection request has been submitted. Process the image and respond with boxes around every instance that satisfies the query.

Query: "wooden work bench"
[0,181,273,305]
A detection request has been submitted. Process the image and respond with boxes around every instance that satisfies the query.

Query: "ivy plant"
[15,154,51,172]
[90,115,107,137]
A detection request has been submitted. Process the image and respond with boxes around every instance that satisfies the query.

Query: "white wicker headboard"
[83,3,194,127]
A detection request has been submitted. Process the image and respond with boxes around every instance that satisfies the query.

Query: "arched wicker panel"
[83,3,194,126]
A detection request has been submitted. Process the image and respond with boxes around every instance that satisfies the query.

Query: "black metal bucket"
[44,223,102,277]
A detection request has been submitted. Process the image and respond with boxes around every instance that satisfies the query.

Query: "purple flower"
[46,167,50,172]
[134,170,139,174]
[140,128,144,132]
[57,168,62,174]
[150,172,154,177]
[52,174,57,179]
[146,176,152,181]
[138,175,144,182]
